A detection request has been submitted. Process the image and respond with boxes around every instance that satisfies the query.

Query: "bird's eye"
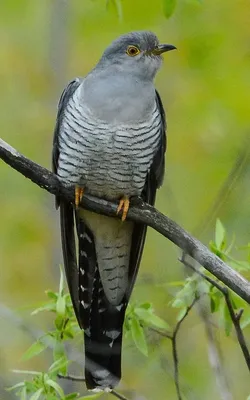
[126,45,140,57]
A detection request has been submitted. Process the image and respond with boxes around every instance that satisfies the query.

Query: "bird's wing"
[126,89,166,299]
[52,77,83,324]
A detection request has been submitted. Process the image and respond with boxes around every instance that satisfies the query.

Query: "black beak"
[153,44,177,55]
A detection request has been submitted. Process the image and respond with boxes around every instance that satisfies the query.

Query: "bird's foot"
[75,185,84,208]
[116,195,130,222]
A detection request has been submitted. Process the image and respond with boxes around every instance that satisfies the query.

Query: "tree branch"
[1,137,250,304]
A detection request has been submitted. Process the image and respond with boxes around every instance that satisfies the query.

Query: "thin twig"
[150,296,199,400]
[149,327,172,339]
[57,374,130,400]
[171,296,199,400]
[180,256,250,371]
[1,138,250,304]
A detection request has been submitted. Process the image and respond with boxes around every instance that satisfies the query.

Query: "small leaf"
[176,307,187,322]
[49,357,69,376]
[6,382,25,391]
[172,298,184,308]
[163,0,177,18]
[30,388,44,400]
[46,379,65,398]
[21,386,28,400]
[137,302,152,311]
[55,315,65,331]
[31,303,56,315]
[53,341,67,374]
[77,393,102,400]
[59,265,65,295]
[106,0,123,21]
[46,290,58,300]
[131,318,148,356]
[22,340,47,361]
[56,294,66,316]
[12,369,41,375]
[64,392,79,399]
[134,308,169,330]
[215,219,226,250]
[240,315,250,330]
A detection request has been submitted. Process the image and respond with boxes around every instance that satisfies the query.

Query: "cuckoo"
[52,31,175,391]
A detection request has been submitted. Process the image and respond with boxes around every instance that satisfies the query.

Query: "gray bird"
[52,31,175,391]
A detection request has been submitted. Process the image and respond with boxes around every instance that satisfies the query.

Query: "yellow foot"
[116,196,130,222]
[75,186,84,208]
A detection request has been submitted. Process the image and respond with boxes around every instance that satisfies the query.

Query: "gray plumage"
[52,30,175,390]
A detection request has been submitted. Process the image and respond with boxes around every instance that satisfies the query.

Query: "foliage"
[7,219,250,399]
[2,0,250,398]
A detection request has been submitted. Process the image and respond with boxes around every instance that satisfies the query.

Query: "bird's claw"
[116,196,130,221]
[75,186,84,208]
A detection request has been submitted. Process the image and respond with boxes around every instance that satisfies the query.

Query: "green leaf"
[134,308,169,330]
[6,382,25,391]
[163,0,177,18]
[22,340,48,361]
[12,369,41,375]
[49,357,69,376]
[240,316,250,330]
[53,341,67,374]
[171,298,184,308]
[77,393,102,400]
[30,388,44,400]
[106,0,123,21]
[21,386,28,400]
[56,294,66,316]
[131,318,148,356]
[176,307,187,322]
[215,219,226,250]
[55,315,65,331]
[46,379,65,398]
[64,392,79,399]
[31,302,56,315]
[59,265,65,295]
[46,290,58,300]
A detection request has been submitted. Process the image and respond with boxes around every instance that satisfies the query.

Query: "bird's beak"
[152,44,177,55]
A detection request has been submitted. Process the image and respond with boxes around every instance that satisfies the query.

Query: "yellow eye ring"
[126,45,140,57]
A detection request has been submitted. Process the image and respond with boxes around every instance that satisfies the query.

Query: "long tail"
[76,215,127,390]
[84,273,126,390]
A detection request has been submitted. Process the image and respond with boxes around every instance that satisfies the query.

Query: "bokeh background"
[1,0,250,399]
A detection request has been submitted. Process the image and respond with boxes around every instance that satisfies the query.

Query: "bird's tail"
[84,279,126,390]
[76,213,127,390]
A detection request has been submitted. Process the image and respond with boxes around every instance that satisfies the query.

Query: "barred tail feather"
[84,272,126,390]
[76,212,127,390]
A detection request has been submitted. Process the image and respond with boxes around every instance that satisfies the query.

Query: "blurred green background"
[1,0,250,399]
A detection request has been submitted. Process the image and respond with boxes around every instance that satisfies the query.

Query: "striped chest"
[57,88,162,200]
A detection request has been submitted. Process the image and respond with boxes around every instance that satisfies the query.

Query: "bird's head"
[99,31,176,80]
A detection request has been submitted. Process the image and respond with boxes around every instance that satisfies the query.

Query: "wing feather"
[52,77,83,322]
[126,90,167,300]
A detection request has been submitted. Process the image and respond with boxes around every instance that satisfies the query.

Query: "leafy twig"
[57,374,130,400]
[151,296,199,400]
[180,256,250,371]
[171,297,199,400]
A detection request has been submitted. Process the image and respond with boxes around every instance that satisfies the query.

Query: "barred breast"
[57,82,161,304]
[57,84,162,200]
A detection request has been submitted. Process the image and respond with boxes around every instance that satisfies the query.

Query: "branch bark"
[1,137,250,304]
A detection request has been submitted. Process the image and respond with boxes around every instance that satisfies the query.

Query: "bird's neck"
[81,67,155,123]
